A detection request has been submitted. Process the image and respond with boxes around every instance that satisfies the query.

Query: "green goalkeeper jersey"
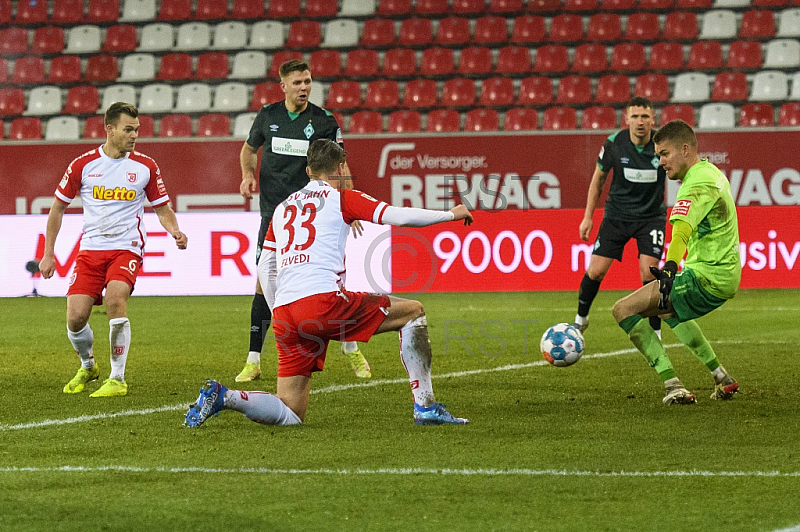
[669,159,741,300]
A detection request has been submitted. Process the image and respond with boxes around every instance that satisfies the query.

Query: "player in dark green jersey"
[236,60,371,382]
[612,120,740,405]
[575,97,666,339]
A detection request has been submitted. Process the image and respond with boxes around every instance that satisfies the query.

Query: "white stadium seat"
[121,0,156,21]
[230,51,268,79]
[119,53,156,81]
[138,23,174,52]
[175,83,212,112]
[65,25,102,54]
[249,21,285,49]
[213,82,248,112]
[26,86,62,116]
[764,39,800,69]
[139,83,174,113]
[212,21,248,51]
[45,116,80,140]
[233,112,257,138]
[699,103,735,129]
[751,71,789,101]
[672,72,710,103]
[176,22,211,51]
[102,84,137,111]
[322,20,359,48]
[700,10,737,40]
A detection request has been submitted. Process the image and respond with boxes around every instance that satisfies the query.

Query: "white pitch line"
[0,339,768,432]
[1,465,800,478]
[773,525,800,532]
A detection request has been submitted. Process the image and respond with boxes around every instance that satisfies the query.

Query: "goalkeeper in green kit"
[611,120,740,405]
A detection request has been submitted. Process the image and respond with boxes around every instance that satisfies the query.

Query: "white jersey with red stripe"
[54,145,171,256]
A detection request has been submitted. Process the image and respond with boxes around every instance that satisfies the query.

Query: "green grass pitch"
[1,289,799,531]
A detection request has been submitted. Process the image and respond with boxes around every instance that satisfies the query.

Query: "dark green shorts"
[670,268,727,322]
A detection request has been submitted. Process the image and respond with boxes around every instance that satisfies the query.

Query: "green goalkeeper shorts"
[670,268,728,322]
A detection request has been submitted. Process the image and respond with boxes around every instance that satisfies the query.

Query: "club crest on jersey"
[651,156,660,169]
[127,172,137,183]
[672,199,692,216]
[304,122,314,139]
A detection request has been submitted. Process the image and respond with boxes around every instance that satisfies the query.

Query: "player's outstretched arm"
[153,203,188,249]
[39,200,68,279]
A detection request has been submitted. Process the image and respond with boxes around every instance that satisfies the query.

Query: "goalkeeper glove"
[649,260,678,310]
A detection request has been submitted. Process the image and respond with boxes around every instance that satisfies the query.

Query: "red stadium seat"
[464,109,499,132]
[103,25,138,53]
[688,41,723,71]
[712,72,748,101]
[158,53,193,80]
[436,17,471,46]
[349,111,384,133]
[250,82,284,109]
[474,16,508,45]
[195,52,229,80]
[15,0,47,24]
[377,0,412,15]
[83,115,107,139]
[197,113,230,136]
[533,45,569,74]
[304,0,338,17]
[309,50,342,79]
[426,109,460,132]
[1,28,29,54]
[479,77,515,106]
[399,18,433,47]
[496,46,530,74]
[387,110,422,133]
[286,21,321,49]
[556,75,593,105]
[528,0,562,11]
[64,86,100,114]
[12,57,45,84]
[634,74,670,102]
[549,14,583,42]
[572,44,607,73]
[0,0,10,24]
[9,117,42,140]
[595,74,630,104]
[739,103,774,127]
[602,0,635,9]
[344,50,380,78]
[565,0,599,10]
[0,59,6,84]
[489,0,523,13]
[625,13,660,41]
[325,80,362,110]
[639,0,674,9]
[0,88,25,116]
[84,55,119,82]
[51,0,85,23]
[610,43,646,72]
[511,15,546,44]
[137,115,155,137]
[739,10,776,39]
[452,0,486,14]
[87,0,120,22]
[543,107,577,130]
[779,102,800,126]
[517,76,553,106]
[267,0,301,18]
[402,79,438,108]
[726,41,763,70]
[504,107,538,130]
[660,104,695,126]
[754,0,789,5]
[582,106,617,129]
[364,80,399,108]
[32,27,65,55]
[158,0,192,20]
[676,0,710,7]
[419,48,455,77]
[664,12,698,41]
[587,14,622,42]
[441,78,476,107]
[159,114,193,137]
[458,47,493,75]
[231,0,265,19]
[649,42,685,71]
[195,0,228,19]
[414,0,449,15]
[382,48,417,78]
[267,51,303,78]
[360,19,396,48]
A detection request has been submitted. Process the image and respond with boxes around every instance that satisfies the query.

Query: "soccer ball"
[540,323,585,367]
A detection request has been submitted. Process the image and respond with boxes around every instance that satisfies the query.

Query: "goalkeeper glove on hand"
[649,260,678,310]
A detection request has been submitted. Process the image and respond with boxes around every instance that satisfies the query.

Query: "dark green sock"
[619,315,675,382]
[671,320,720,372]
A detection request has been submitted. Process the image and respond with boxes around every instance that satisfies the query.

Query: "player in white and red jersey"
[40,102,188,398]
[185,139,472,428]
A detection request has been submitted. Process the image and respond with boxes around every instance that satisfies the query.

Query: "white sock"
[341,341,358,353]
[712,366,726,380]
[574,314,588,327]
[108,317,130,382]
[223,390,301,425]
[655,329,662,340]
[399,314,435,407]
[246,351,261,365]
[67,324,95,369]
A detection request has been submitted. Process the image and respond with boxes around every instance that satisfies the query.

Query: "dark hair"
[628,96,653,110]
[279,59,311,79]
[653,119,697,148]
[104,102,138,126]
[307,139,346,176]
